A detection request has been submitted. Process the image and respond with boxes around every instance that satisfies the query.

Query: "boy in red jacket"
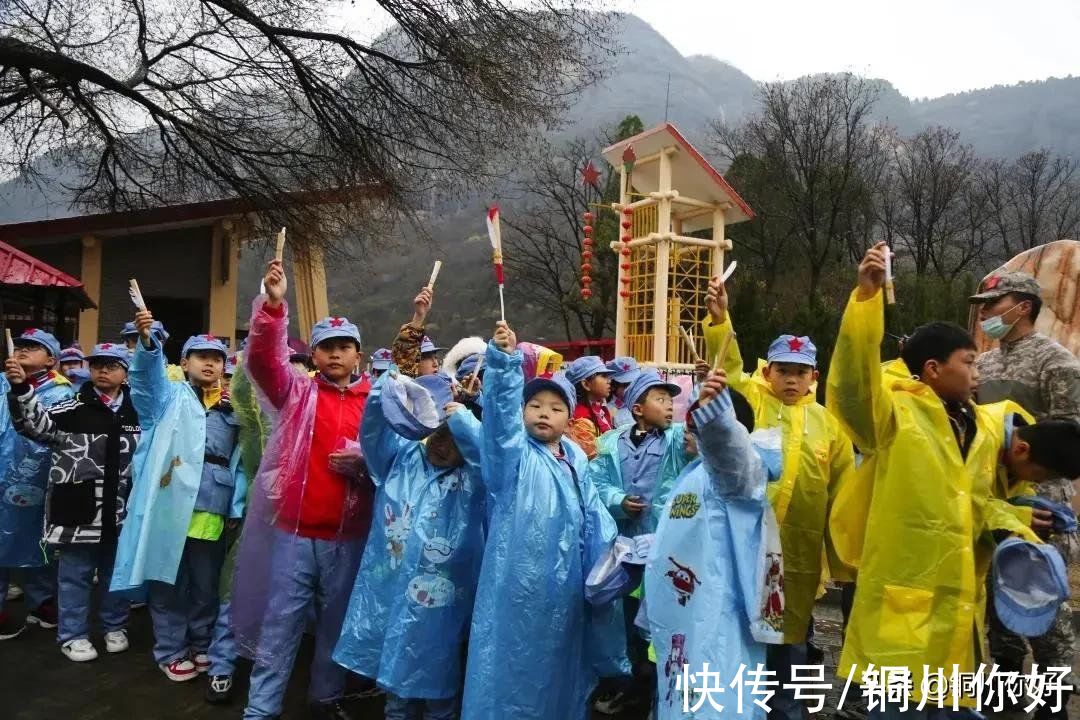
[232,259,373,720]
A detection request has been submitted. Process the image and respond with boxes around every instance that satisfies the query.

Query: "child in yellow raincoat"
[701,276,856,720]
[827,242,1067,717]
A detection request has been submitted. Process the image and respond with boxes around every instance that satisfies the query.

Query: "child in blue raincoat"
[645,371,784,720]
[589,368,692,714]
[0,329,75,639]
[460,321,628,720]
[111,310,246,684]
[333,367,485,719]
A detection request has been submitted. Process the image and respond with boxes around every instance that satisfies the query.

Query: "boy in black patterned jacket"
[6,343,141,663]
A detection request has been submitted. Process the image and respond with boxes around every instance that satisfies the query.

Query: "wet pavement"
[1,595,1076,719]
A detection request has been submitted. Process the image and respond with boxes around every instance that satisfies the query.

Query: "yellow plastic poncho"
[702,315,856,643]
[827,288,1038,706]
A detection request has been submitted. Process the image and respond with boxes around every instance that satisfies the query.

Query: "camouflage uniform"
[973,272,1080,686]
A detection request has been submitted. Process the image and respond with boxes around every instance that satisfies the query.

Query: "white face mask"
[979,302,1024,340]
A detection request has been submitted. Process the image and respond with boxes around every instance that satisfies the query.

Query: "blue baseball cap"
[564,355,613,385]
[181,334,229,359]
[625,368,682,409]
[524,371,576,415]
[606,356,641,385]
[382,373,448,440]
[310,316,361,350]
[1010,496,1079,535]
[455,353,483,383]
[992,537,1070,637]
[371,348,393,371]
[14,328,61,358]
[86,342,131,369]
[767,335,817,367]
[420,336,443,355]
[121,320,170,344]
[59,344,85,363]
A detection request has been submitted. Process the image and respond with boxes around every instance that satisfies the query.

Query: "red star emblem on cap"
[984,276,1000,290]
[202,334,216,341]
[329,317,345,327]
[99,343,113,350]
[787,337,804,352]
[23,329,38,336]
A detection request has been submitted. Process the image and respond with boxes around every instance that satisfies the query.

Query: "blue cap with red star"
[86,342,130,369]
[181,334,229,359]
[310,316,362,350]
[767,335,816,367]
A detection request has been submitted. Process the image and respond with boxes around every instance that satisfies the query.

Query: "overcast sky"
[331,0,1079,99]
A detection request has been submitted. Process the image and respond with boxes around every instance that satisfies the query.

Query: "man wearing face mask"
[971,270,1080,717]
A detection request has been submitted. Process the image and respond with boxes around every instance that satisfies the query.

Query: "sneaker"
[205,675,234,705]
[0,612,25,640]
[61,638,99,662]
[104,629,129,654]
[160,658,199,682]
[5,584,23,601]
[192,652,210,673]
[25,600,58,629]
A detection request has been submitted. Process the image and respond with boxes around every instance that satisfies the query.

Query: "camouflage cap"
[969,271,1042,303]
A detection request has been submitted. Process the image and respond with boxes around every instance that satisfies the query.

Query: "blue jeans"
[0,562,56,613]
[207,599,235,677]
[56,541,129,644]
[147,537,225,664]
[766,641,808,720]
[242,533,364,719]
[385,694,458,720]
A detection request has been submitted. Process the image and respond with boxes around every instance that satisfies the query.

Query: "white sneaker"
[193,652,210,673]
[61,638,99,662]
[5,585,23,601]
[104,629,129,653]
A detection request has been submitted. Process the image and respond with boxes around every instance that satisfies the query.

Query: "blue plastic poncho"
[111,337,244,590]
[460,342,628,720]
[333,372,486,699]
[0,371,74,567]
[645,391,784,720]
[590,424,689,537]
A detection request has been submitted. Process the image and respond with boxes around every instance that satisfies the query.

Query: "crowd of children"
[1,244,1080,720]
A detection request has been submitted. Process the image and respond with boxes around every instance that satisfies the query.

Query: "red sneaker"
[160,657,199,682]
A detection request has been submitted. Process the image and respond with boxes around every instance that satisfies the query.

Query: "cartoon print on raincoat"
[645,389,784,720]
[459,341,628,720]
[333,369,485,700]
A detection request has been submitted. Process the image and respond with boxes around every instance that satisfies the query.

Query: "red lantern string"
[580,209,594,299]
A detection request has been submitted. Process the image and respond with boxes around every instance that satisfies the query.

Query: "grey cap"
[969,271,1042,303]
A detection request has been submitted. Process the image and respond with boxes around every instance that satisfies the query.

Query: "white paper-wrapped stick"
[720,260,738,284]
[427,260,443,289]
[128,279,151,339]
[128,279,147,311]
[884,247,896,305]
[678,325,704,364]
[5,329,14,357]
[274,227,286,262]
